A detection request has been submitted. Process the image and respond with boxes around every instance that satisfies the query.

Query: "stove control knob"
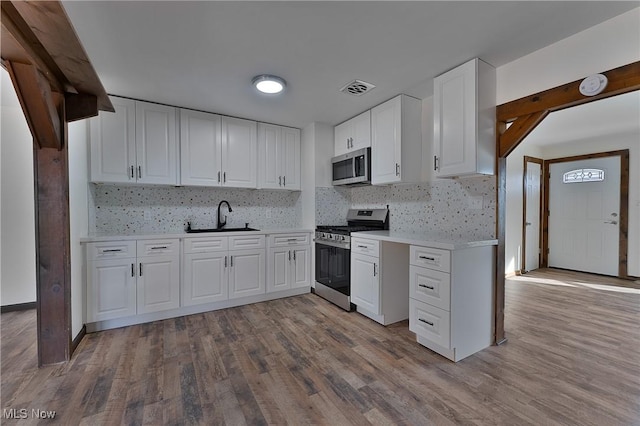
[341,236,346,241]
[321,233,326,239]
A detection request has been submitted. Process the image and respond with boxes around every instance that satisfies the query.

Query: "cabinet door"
[222,117,257,188]
[228,249,265,299]
[258,123,281,189]
[371,96,402,185]
[267,247,290,293]
[180,109,222,186]
[334,120,351,156]
[135,101,178,185]
[351,253,380,314]
[433,59,477,177]
[291,246,310,288]
[282,127,301,190]
[351,110,371,151]
[183,252,228,306]
[137,255,180,313]
[87,258,137,322]
[90,97,136,183]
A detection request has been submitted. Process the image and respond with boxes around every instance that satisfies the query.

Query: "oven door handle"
[314,239,350,250]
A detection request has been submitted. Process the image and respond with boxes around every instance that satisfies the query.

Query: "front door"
[548,156,620,276]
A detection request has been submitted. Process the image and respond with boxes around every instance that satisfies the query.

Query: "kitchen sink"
[186,227,260,233]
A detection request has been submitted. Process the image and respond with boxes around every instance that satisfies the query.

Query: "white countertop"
[80,228,314,243]
[350,230,498,250]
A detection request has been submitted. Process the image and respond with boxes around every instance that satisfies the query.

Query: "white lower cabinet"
[267,233,311,293]
[350,238,408,325]
[86,239,179,322]
[183,251,228,305]
[228,249,265,299]
[409,244,494,362]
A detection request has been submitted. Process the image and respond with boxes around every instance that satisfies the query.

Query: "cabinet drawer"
[410,246,450,272]
[351,238,379,257]
[269,233,310,247]
[137,239,179,257]
[409,298,450,349]
[87,241,136,260]
[184,237,228,254]
[230,235,265,250]
[410,265,450,311]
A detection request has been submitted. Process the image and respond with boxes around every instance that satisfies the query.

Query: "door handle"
[395,163,400,176]
[293,251,296,261]
[288,250,291,261]
[604,220,618,225]
[223,172,226,183]
[218,171,221,183]
[283,176,286,186]
[130,165,135,179]
[224,255,227,267]
[230,256,233,267]
[525,222,532,226]
[434,156,438,171]
[373,263,377,276]
[138,166,142,179]
[279,176,282,186]
[131,263,135,277]
[139,263,142,276]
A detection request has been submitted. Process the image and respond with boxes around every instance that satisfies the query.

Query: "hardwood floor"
[2,268,639,425]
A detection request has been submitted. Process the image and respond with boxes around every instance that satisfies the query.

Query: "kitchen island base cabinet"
[409,244,494,362]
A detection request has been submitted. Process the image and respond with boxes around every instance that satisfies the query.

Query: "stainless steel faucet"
[217,200,233,229]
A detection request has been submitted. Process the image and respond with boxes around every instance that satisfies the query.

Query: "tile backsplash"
[316,176,496,240]
[90,184,302,235]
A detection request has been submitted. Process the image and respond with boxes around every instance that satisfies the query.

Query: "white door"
[258,123,281,189]
[334,120,351,156]
[90,96,136,183]
[371,97,401,184]
[351,110,372,151]
[548,156,620,276]
[137,256,180,313]
[267,247,290,293]
[524,160,542,272]
[351,253,380,314]
[87,258,137,322]
[183,252,228,306]
[282,127,301,190]
[135,101,178,185]
[222,116,257,188]
[228,249,265,299]
[180,109,222,186]
[291,246,310,288]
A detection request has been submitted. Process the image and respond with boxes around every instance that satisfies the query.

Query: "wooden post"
[33,94,72,366]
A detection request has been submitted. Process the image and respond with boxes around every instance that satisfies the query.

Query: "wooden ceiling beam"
[498,110,549,157]
[497,61,640,122]
[65,93,98,122]
[7,61,62,150]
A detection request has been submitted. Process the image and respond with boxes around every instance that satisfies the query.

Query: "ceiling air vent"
[339,79,376,96]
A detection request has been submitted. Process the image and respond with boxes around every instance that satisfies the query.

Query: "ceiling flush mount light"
[579,74,608,96]
[252,74,286,94]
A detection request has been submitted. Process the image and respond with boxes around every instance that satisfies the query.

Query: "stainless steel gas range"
[314,208,389,311]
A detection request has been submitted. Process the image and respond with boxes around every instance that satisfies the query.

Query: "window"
[562,168,605,184]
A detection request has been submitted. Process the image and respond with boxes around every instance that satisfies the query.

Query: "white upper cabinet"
[334,110,371,156]
[371,95,422,185]
[258,123,301,190]
[90,97,136,184]
[222,116,257,188]
[136,101,178,185]
[180,109,222,186]
[433,58,496,178]
[90,96,178,185]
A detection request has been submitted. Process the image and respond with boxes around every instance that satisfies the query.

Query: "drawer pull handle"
[151,246,168,250]
[418,318,434,326]
[287,238,298,242]
[419,256,435,261]
[419,284,435,290]
[102,249,122,253]
[139,263,143,276]
[357,245,368,249]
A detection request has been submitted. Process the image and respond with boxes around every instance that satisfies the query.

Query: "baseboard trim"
[71,325,87,354]
[1,301,36,313]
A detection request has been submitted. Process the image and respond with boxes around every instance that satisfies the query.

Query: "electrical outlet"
[468,196,483,210]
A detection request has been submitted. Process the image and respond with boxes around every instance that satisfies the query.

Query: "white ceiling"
[61,1,637,128]
[524,91,640,147]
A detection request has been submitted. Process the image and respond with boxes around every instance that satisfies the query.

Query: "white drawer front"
[351,238,380,257]
[410,246,450,272]
[88,241,136,260]
[230,235,265,250]
[269,233,310,247]
[409,299,451,349]
[184,237,228,254]
[410,265,451,311]
[136,239,179,257]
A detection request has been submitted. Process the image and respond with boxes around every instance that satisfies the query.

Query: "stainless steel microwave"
[332,147,371,186]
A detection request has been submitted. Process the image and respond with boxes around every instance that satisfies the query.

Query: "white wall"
[1,70,36,306]
[313,122,334,188]
[497,8,640,275]
[68,120,90,336]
